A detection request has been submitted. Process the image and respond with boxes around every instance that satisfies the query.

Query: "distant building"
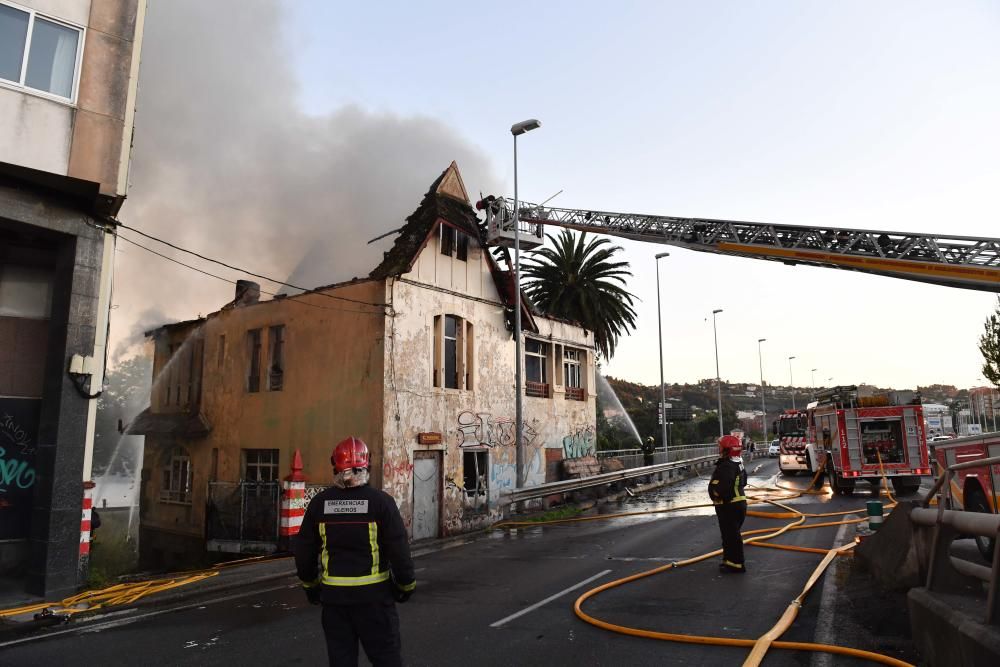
[132,164,596,567]
[0,0,145,596]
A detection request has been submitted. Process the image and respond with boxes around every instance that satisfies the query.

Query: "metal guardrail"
[916,454,1000,625]
[502,454,717,505]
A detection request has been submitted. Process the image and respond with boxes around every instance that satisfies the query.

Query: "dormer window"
[440,224,469,263]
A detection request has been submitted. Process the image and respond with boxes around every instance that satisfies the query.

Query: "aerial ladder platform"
[480,196,1000,292]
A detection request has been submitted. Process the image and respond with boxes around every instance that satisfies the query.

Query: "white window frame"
[564,347,583,389]
[0,0,85,105]
[525,338,548,385]
[160,448,193,505]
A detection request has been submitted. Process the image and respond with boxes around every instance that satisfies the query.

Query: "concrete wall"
[0,182,110,596]
[139,281,387,560]
[0,0,144,198]
[382,225,596,536]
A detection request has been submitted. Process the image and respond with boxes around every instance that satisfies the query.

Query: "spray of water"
[595,374,643,446]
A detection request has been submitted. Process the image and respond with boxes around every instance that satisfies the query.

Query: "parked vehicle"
[774,410,815,475]
[931,433,999,561]
[810,386,931,497]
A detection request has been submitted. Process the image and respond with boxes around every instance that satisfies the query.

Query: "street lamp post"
[788,356,797,410]
[758,338,767,441]
[655,253,670,460]
[811,368,817,400]
[512,118,541,489]
[712,309,724,437]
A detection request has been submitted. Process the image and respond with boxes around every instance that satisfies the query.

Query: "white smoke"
[111,0,498,356]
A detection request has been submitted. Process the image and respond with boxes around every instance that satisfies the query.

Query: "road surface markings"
[810,516,852,667]
[490,569,613,628]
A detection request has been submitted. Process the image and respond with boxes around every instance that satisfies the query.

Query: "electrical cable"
[117,234,379,316]
[115,223,386,309]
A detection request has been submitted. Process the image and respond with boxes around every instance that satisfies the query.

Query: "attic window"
[439,224,469,263]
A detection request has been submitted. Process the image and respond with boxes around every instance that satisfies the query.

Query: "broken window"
[525,338,550,398]
[463,450,488,500]
[439,223,469,262]
[160,447,192,504]
[247,328,262,393]
[564,347,585,400]
[268,325,284,391]
[433,314,473,390]
[242,448,279,482]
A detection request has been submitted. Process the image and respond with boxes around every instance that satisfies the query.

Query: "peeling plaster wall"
[139,281,386,551]
[382,227,597,537]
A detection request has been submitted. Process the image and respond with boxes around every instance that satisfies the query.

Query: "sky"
[117,0,1000,391]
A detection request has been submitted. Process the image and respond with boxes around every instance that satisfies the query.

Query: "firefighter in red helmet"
[708,434,749,573]
[294,436,415,666]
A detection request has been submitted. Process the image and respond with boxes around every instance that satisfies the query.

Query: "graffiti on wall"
[0,399,41,540]
[562,425,596,459]
[455,411,539,449]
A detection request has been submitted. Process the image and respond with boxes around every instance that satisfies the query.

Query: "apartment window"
[525,338,550,398]
[246,328,262,392]
[463,450,488,499]
[564,347,585,400]
[433,315,473,390]
[0,3,83,101]
[242,449,279,482]
[268,325,285,391]
[160,447,192,504]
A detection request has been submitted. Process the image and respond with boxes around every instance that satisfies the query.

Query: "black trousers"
[714,501,747,567]
[321,601,402,667]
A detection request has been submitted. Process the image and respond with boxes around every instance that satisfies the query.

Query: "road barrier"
[915,454,1000,626]
[502,453,717,505]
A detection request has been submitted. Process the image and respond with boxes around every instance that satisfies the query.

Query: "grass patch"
[523,506,584,523]
[87,530,139,589]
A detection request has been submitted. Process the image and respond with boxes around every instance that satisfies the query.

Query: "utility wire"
[117,234,379,315]
[115,222,386,309]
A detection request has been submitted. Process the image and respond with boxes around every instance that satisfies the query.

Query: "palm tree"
[522,230,638,360]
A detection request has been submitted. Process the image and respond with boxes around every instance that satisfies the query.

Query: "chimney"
[235,280,260,307]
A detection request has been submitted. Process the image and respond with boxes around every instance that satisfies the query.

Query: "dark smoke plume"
[110,0,498,357]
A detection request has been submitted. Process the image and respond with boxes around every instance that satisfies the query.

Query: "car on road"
[768,439,780,457]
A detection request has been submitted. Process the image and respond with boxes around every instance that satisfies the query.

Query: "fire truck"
[931,433,999,560]
[810,386,932,496]
[774,410,816,475]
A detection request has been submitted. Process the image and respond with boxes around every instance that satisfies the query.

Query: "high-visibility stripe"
[368,522,380,576]
[320,523,330,580]
[322,571,391,587]
[301,578,321,589]
[397,580,416,592]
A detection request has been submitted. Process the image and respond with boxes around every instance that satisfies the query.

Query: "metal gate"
[206,481,280,553]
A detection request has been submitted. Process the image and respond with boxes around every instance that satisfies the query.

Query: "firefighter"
[294,437,416,667]
[708,434,748,574]
[641,436,656,467]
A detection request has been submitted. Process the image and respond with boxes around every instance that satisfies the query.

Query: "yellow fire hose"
[492,457,911,666]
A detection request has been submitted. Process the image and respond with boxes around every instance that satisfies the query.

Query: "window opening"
[463,450,488,502]
[525,339,550,397]
[247,329,262,392]
[564,347,585,400]
[0,4,82,100]
[160,447,192,504]
[444,315,459,389]
[440,224,455,256]
[456,233,469,262]
[242,448,279,482]
[268,325,284,391]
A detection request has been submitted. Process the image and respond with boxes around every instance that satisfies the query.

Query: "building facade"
[135,164,597,566]
[0,0,145,596]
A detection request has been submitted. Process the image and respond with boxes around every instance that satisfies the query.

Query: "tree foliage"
[522,230,638,360]
[980,296,1000,389]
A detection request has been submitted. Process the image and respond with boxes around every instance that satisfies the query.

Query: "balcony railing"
[565,386,585,401]
[525,381,550,398]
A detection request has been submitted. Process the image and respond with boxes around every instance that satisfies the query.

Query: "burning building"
[132,163,597,566]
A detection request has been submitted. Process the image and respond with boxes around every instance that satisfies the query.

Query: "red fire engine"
[775,409,815,475]
[931,433,999,560]
[810,386,931,496]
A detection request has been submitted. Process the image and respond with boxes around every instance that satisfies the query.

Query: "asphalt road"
[2,458,922,666]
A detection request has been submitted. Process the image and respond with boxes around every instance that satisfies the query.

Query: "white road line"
[0,582,296,649]
[489,569,613,629]
[811,518,852,667]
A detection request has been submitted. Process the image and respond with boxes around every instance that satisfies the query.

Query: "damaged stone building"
[134,163,596,565]
[0,0,145,596]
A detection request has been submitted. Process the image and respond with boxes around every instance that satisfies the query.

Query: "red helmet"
[332,437,370,472]
[719,435,743,457]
